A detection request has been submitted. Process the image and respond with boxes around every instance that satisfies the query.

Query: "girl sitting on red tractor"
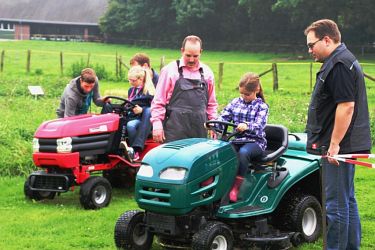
[121,65,156,161]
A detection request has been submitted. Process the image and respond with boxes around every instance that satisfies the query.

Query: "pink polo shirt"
[150,58,218,130]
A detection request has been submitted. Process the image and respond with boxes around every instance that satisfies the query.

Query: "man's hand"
[132,105,143,115]
[236,123,248,132]
[327,142,340,166]
[102,96,111,103]
[153,129,165,143]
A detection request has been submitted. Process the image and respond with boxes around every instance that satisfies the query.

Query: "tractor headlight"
[160,167,187,180]
[56,137,72,153]
[32,138,39,152]
[137,164,154,177]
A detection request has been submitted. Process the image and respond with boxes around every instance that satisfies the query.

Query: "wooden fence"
[0,49,374,91]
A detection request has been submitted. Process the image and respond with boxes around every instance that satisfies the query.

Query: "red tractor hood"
[34,114,120,138]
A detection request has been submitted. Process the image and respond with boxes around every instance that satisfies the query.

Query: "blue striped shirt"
[217,97,269,150]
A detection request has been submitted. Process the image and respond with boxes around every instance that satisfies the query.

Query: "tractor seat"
[253,124,288,164]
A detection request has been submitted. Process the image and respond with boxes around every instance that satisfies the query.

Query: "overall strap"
[199,67,205,82]
[176,60,183,78]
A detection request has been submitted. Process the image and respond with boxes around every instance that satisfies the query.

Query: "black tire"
[24,178,56,200]
[275,194,322,243]
[192,221,234,250]
[114,210,153,250]
[79,176,112,209]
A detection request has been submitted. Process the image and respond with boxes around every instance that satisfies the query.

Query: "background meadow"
[0,40,374,249]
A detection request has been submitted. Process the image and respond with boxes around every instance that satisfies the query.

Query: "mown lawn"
[0,40,374,249]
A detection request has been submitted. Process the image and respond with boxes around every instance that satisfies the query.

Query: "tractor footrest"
[29,172,72,192]
[226,205,262,214]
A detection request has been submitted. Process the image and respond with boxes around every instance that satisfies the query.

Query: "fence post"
[119,56,123,79]
[87,53,91,67]
[272,63,278,91]
[160,56,165,71]
[27,50,31,73]
[218,62,224,90]
[0,50,4,73]
[60,51,64,76]
[310,62,313,92]
[115,52,119,79]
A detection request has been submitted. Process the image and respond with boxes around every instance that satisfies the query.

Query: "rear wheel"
[114,210,153,250]
[79,176,112,209]
[24,178,56,200]
[192,221,234,250]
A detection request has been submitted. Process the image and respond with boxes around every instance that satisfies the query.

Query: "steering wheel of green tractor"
[103,96,136,114]
[205,120,242,142]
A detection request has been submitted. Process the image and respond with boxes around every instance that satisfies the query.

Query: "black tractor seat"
[250,124,289,188]
[252,124,288,165]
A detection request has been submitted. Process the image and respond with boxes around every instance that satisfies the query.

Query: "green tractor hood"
[135,138,238,215]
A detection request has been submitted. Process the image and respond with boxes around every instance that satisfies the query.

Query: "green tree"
[100,0,177,43]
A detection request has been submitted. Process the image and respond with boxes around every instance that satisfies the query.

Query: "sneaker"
[133,152,140,161]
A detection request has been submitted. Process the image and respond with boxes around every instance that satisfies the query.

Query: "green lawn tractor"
[114,121,322,249]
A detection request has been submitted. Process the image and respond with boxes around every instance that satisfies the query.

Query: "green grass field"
[0,40,375,249]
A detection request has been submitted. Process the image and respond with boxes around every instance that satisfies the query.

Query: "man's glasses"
[307,37,323,49]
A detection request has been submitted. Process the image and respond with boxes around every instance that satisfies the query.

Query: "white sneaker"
[119,141,135,162]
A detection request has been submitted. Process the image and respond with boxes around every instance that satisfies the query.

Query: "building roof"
[0,0,108,26]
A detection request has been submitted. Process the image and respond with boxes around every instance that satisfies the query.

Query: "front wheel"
[79,176,112,209]
[192,221,234,250]
[114,210,153,250]
[275,194,322,243]
[24,178,56,200]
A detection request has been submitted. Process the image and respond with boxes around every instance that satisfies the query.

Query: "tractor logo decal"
[260,195,268,203]
[89,125,108,133]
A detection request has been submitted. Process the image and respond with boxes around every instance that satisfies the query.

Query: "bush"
[69,59,109,80]
[34,68,43,75]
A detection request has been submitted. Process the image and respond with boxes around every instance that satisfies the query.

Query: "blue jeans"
[324,160,361,250]
[232,142,263,176]
[126,107,152,151]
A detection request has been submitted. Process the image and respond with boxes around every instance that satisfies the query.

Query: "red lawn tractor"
[24,97,159,209]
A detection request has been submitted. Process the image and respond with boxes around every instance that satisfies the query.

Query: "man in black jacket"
[305,19,371,250]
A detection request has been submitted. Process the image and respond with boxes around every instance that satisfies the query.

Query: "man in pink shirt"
[151,35,218,143]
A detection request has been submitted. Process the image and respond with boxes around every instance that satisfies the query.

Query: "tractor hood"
[34,113,120,138]
[135,138,238,215]
[140,138,236,183]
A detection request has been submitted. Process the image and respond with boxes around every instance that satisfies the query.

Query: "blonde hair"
[128,65,155,96]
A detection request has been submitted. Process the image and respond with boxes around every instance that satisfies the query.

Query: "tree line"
[99,0,375,52]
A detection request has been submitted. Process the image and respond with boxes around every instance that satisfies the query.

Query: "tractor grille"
[29,174,71,192]
[38,133,112,153]
[139,186,171,205]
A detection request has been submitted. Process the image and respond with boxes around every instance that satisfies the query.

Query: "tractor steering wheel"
[103,96,136,114]
[205,120,242,142]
